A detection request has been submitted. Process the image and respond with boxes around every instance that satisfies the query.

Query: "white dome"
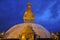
[5,23,51,38]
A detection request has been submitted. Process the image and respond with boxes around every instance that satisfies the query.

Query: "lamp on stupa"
[23,2,34,23]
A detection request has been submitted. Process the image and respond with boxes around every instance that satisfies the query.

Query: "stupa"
[5,2,51,39]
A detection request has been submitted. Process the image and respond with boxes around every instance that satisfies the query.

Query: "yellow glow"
[22,36,25,39]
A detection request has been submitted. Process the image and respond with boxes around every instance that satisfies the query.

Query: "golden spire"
[23,2,34,23]
[27,2,31,9]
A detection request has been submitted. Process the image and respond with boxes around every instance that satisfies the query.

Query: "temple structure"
[5,2,51,40]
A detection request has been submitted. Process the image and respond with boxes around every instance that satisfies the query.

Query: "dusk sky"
[0,0,60,33]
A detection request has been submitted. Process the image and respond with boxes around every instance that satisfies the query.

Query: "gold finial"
[23,2,34,23]
[27,2,31,9]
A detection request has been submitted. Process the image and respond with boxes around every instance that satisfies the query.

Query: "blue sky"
[0,0,60,33]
